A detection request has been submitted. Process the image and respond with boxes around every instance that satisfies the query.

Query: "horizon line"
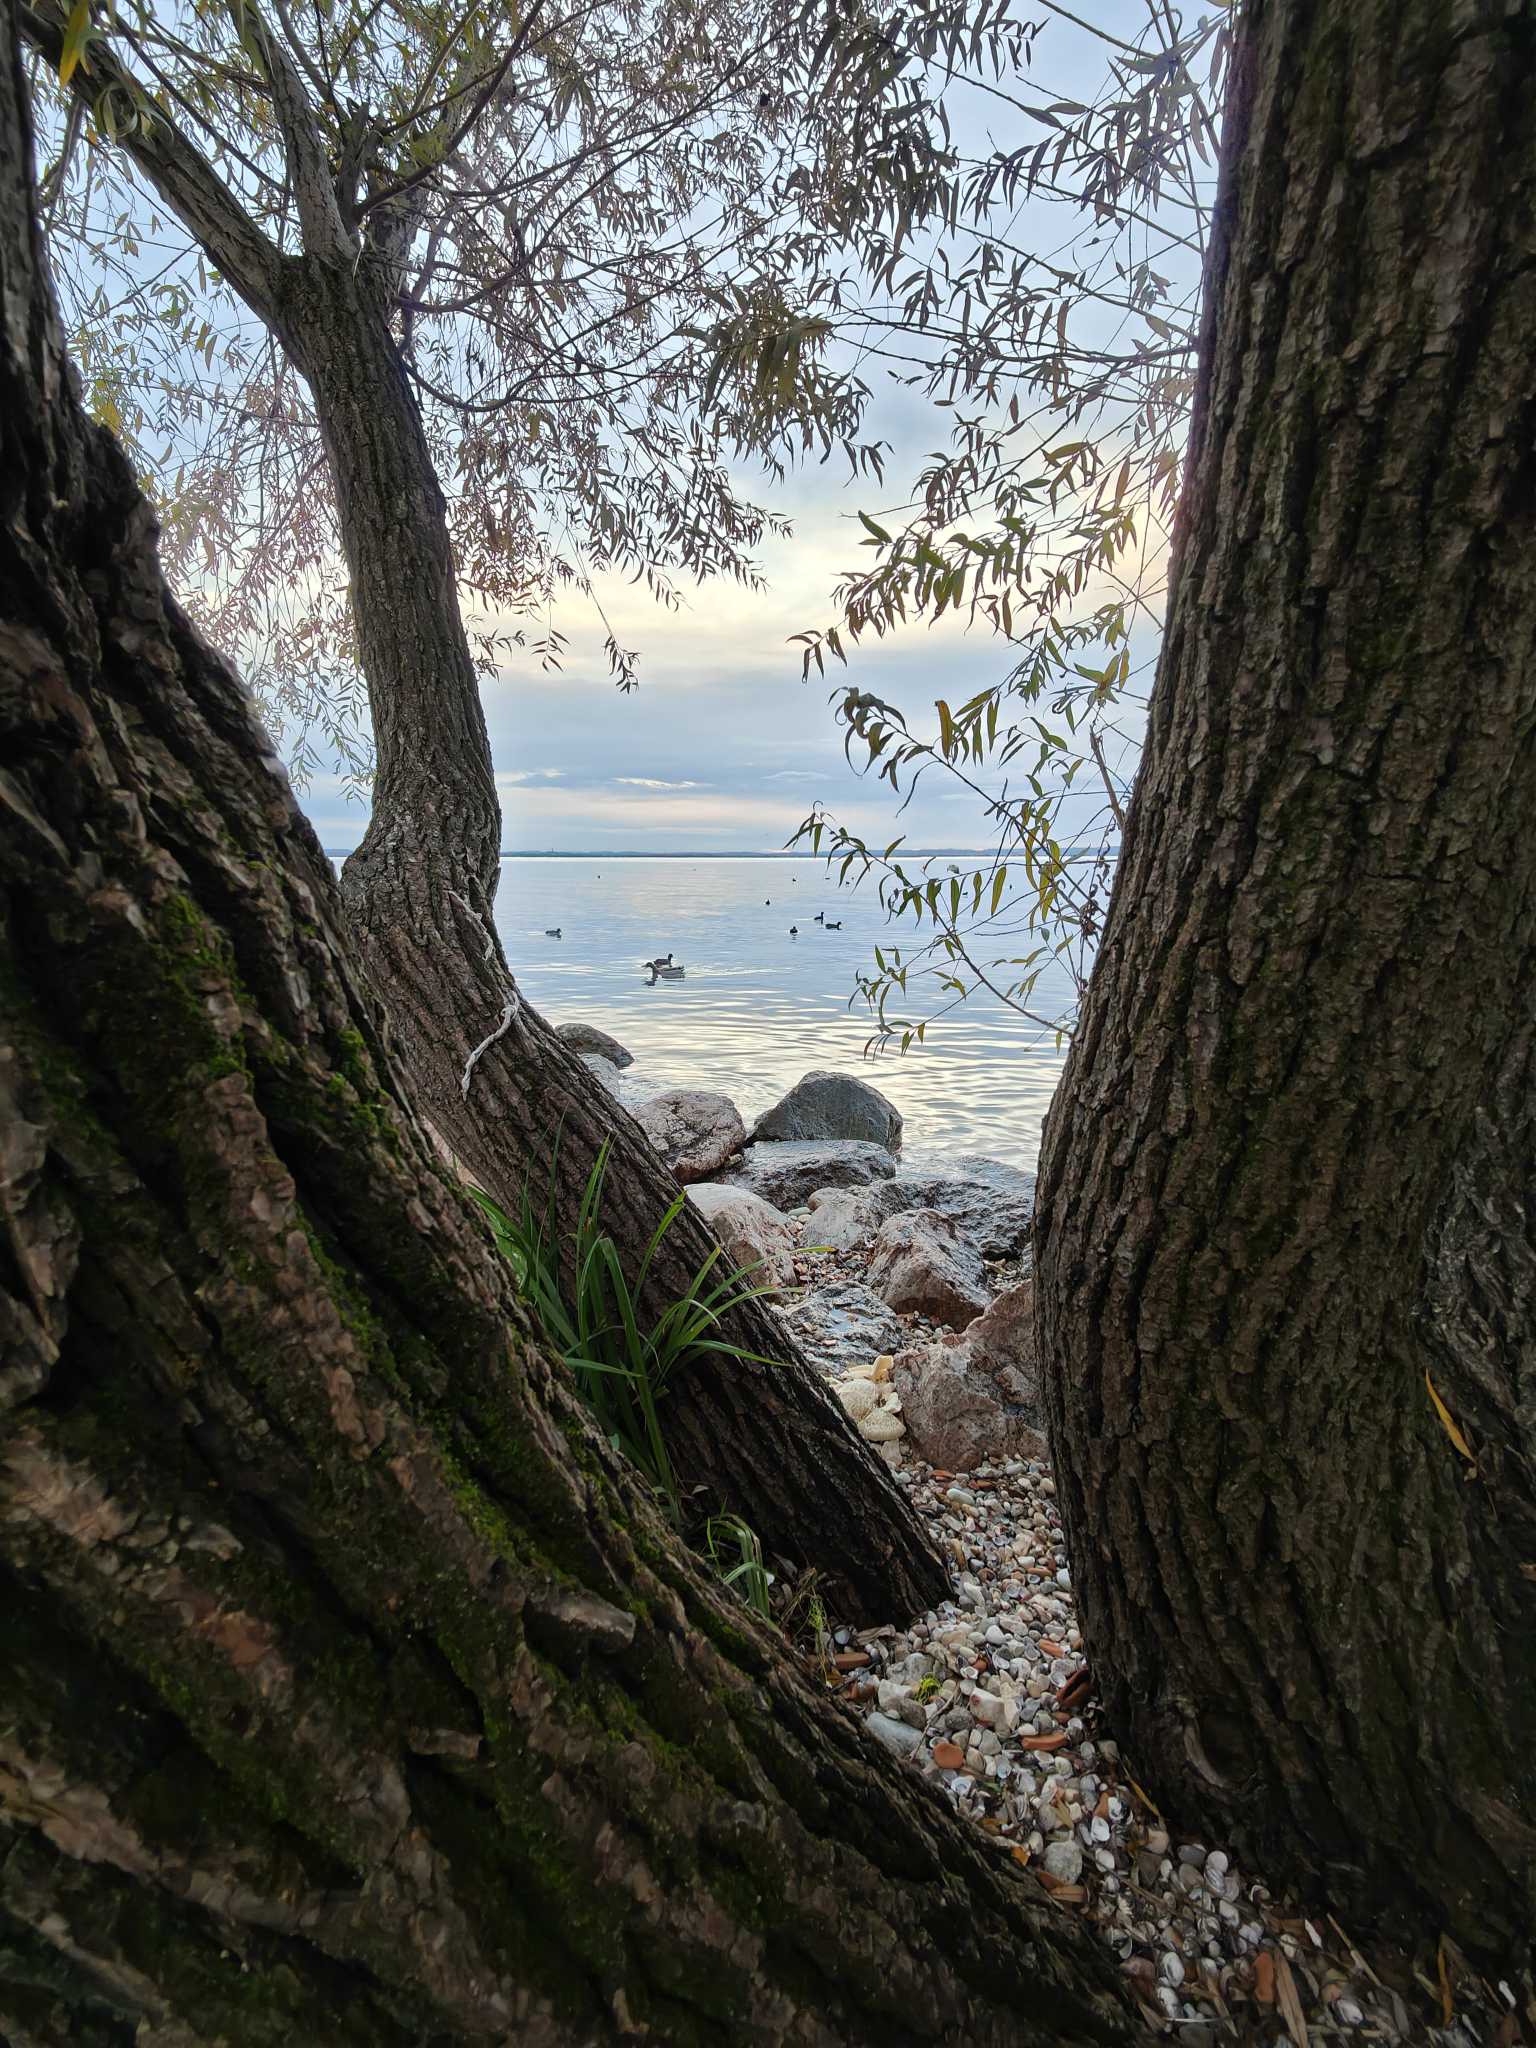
[321,846,1007,859]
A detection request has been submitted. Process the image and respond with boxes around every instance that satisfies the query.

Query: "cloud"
[614,776,706,791]
[497,767,565,785]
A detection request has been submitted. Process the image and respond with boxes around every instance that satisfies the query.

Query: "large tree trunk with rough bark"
[1034,0,1536,1968]
[282,261,943,1622]
[17,0,945,1624]
[0,35,1127,2040]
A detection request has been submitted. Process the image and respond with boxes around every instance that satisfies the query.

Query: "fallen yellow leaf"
[1426,1370,1475,1462]
[1127,1775,1161,1817]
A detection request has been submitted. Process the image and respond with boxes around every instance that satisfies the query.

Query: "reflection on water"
[486,857,1071,1168]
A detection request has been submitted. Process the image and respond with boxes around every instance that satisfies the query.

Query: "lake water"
[482,856,1073,1169]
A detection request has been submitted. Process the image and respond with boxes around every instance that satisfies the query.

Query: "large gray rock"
[890,1155,1035,1257]
[799,1154,1035,1260]
[866,1208,989,1329]
[686,1183,797,1285]
[774,1278,907,1378]
[751,1070,903,1152]
[799,1186,880,1253]
[729,1138,897,1209]
[892,1280,1044,1471]
[556,1019,634,1068]
[634,1089,746,1184]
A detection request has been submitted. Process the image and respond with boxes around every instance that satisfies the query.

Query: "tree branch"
[21,0,283,321]
[241,0,356,262]
[1089,726,1127,835]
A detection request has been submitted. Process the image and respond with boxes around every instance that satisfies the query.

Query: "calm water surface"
[486,857,1072,1169]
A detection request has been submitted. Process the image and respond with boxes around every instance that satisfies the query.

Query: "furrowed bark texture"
[1034,0,1536,1963]
[300,276,943,1625]
[18,0,946,1622]
[0,29,1130,2042]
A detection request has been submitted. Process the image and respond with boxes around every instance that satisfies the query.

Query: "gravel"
[815,1448,1508,2045]
[756,1163,1517,2047]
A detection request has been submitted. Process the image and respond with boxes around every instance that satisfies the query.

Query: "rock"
[728,1139,898,1209]
[751,1070,903,1152]
[932,1740,966,1770]
[833,1377,883,1422]
[633,1089,746,1184]
[774,1278,907,1377]
[867,1209,989,1328]
[796,1155,1035,1264]
[890,1281,1044,1471]
[857,1407,905,1443]
[900,1154,1034,1255]
[581,1054,622,1095]
[1043,1840,1084,1883]
[555,1020,634,1068]
[686,1183,796,1284]
[890,1653,932,1684]
[866,1712,923,1759]
[799,1186,880,1254]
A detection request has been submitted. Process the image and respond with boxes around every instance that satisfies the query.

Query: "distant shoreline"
[321,847,1003,860]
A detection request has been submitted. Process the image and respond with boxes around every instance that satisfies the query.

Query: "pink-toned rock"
[634,1089,746,1184]
[892,1280,1045,1472]
[686,1183,797,1284]
[866,1208,988,1329]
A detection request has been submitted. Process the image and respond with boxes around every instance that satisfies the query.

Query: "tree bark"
[17,0,946,1623]
[0,28,1130,2040]
[1034,0,1536,1966]
[264,258,944,1623]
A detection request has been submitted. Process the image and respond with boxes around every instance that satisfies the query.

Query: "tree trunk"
[1034,0,1536,1965]
[0,32,1129,2040]
[262,260,943,1623]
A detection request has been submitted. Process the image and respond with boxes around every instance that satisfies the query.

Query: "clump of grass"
[470,1143,780,1609]
[703,1514,774,1620]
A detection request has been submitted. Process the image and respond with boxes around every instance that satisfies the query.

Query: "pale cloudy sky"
[302,0,1177,857]
[306,449,1051,856]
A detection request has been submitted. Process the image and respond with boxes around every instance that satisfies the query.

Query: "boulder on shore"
[866,1208,989,1329]
[751,1070,903,1152]
[556,1020,634,1069]
[686,1183,797,1285]
[892,1280,1044,1471]
[798,1186,880,1254]
[634,1089,746,1184]
[728,1138,897,1210]
[775,1278,907,1378]
[801,1154,1036,1260]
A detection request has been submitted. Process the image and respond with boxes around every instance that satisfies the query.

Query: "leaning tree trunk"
[0,32,1129,2041]
[1034,0,1536,1966]
[266,259,943,1622]
[16,0,945,1627]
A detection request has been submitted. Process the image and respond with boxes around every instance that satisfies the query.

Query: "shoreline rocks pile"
[570,1029,1045,1467]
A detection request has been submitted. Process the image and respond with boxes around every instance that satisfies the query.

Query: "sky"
[304,390,1099,857]
[276,0,1193,857]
